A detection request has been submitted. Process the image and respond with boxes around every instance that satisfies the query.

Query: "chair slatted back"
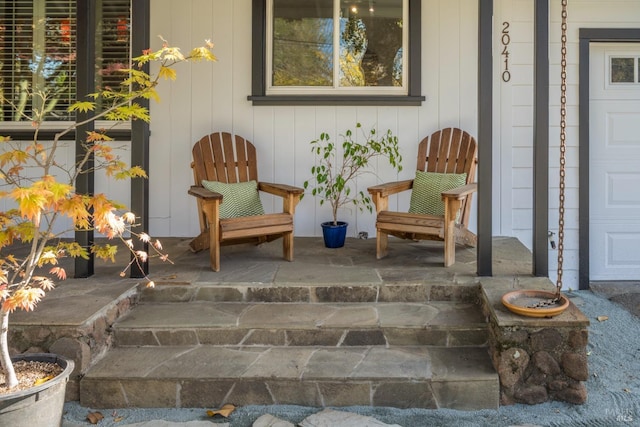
[416,128,478,224]
[192,132,258,185]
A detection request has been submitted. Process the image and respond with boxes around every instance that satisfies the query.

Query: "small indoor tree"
[0,39,216,389]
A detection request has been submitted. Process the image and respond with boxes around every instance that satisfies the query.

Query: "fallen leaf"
[206,403,236,418]
[114,416,124,422]
[87,412,104,424]
[623,388,630,393]
[597,315,609,322]
[33,375,54,386]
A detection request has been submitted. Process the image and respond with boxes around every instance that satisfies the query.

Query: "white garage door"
[589,44,640,281]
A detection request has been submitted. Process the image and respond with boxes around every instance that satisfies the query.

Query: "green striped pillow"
[408,171,467,217]
[201,180,265,219]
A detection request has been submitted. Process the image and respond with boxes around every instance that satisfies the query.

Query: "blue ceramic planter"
[321,221,348,248]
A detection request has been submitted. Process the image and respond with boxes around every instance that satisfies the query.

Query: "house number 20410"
[501,22,511,82]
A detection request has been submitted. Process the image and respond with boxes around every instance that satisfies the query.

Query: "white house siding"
[143,0,639,290]
[147,0,480,240]
[496,0,640,289]
[494,0,533,255]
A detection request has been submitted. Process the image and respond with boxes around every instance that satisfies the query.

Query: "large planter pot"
[321,221,348,248]
[0,353,74,427]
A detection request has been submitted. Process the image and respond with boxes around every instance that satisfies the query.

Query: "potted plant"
[0,40,215,425]
[303,123,402,248]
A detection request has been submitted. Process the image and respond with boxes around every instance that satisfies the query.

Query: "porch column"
[74,0,96,278]
[477,0,493,276]
[533,0,550,276]
[130,0,151,278]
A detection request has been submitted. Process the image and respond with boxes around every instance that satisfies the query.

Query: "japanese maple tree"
[0,39,216,389]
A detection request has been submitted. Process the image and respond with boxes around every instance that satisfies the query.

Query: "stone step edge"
[112,300,489,347]
[116,300,487,325]
[83,345,496,380]
[113,323,490,332]
[79,376,500,410]
[113,299,487,327]
[113,326,489,348]
[79,345,499,410]
[138,282,482,304]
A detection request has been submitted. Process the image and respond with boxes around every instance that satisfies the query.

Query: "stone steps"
[80,345,499,410]
[80,284,500,410]
[112,301,489,348]
[137,281,481,304]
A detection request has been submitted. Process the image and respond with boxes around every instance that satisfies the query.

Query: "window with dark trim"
[0,0,130,122]
[249,0,424,106]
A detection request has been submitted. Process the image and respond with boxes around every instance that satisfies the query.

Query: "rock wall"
[9,290,138,400]
[488,322,589,405]
[481,283,590,405]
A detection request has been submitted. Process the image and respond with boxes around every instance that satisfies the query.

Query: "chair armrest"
[259,182,303,215]
[441,183,477,200]
[367,179,414,197]
[258,182,304,199]
[188,185,223,200]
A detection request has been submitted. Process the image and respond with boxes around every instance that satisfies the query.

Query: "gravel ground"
[62,290,640,427]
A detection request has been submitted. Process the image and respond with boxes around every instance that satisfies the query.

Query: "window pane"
[0,0,77,121]
[272,0,333,87]
[610,57,634,83]
[0,0,130,122]
[96,0,130,106]
[339,0,403,87]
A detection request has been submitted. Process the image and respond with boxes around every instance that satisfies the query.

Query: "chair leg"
[201,201,221,272]
[443,218,456,267]
[283,232,294,261]
[443,198,462,267]
[377,230,389,259]
[209,224,221,272]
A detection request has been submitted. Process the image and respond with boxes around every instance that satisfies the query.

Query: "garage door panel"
[590,44,640,100]
[607,173,640,207]
[590,104,640,159]
[590,223,640,280]
[608,112,640,148]
[590,167,640,218]
[607,233,640,266]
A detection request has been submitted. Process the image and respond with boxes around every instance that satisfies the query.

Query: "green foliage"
[272,17,333,86]
[342,16,367,57]
[303,123,402,225]
[68,102,96,113]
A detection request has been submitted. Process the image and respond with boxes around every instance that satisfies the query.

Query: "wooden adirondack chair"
[367,128,478,267]
[188,132,304,271]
